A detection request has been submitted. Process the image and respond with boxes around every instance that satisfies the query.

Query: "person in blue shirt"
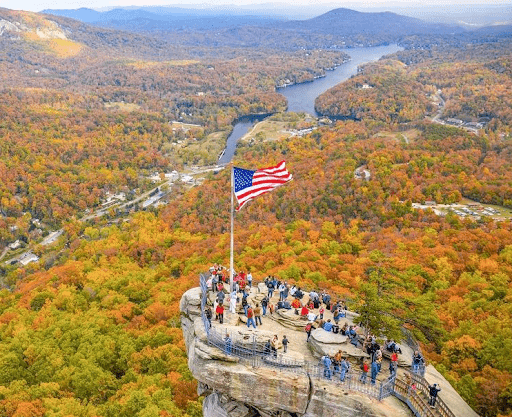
[322,355,332,380]
[340,357,351,382]
[323,319,334,332]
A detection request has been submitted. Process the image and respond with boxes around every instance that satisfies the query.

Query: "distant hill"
[0,8,183,61]
[39,6,470,50]
[41,7,283,32]
[281,8,466,37]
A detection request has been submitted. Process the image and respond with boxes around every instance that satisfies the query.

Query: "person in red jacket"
[216,303,224,324]
[360,360,369,384]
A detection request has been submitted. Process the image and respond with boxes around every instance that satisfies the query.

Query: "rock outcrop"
[181,287,414,417]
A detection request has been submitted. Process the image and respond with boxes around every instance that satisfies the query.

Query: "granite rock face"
[180,287,413,417]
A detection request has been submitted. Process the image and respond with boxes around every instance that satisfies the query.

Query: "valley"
[0,4,511,417]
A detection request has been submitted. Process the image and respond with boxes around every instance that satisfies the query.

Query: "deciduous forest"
[0,6,512,417]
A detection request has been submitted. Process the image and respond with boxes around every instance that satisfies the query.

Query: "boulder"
[180,287,202,318]
[309,328,369,360]
[268,309,309,331]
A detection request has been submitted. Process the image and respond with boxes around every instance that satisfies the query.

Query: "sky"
[2,0,511,13]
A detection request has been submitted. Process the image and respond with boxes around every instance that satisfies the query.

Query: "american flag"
[234,161,292,211]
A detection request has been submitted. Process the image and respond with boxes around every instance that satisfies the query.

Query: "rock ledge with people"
[180,266,479,417]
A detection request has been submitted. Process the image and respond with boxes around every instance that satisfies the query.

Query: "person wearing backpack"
[261,296,268,316]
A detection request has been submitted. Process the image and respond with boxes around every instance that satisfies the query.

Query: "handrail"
[197,273,455,416]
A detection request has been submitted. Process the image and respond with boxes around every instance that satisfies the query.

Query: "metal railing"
[197,273,455,416]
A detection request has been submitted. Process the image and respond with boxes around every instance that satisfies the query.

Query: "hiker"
[217,289,225,305]
[319,305,325,319]
[205,305,212,327]
[247,270,252,288]
[340,357,350,382]
[360,360,369,384]
[333,350,343,375]
[389,350,398,377]
[254,303,262,326]
[216,303,224,324]
[305,322,314,341]
[241,296,249,316]
[271,335,278,357]
[370,359,379,385]
[428,383,441,408]
[261,295,269,315]
[412,350,425,374]
[264,339,272,355]
[322,355,332,380]
[282,335,289,353]
[246,305,256,328]
[279,282,287,301]
[267,280,275,298]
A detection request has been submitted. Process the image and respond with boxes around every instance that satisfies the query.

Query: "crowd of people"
[203,264,437,406]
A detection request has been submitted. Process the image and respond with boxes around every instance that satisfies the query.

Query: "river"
[218,44,402,165]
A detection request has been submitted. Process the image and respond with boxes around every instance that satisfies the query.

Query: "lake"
[218,44,403,165]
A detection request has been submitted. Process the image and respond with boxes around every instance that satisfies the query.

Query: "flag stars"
[234,168,255,192]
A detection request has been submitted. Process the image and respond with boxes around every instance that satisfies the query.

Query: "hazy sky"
[3,0,511,13]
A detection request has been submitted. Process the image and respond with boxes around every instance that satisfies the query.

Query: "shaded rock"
[203,392,259,417]
[189,348,311,414]
[309,328,369,359]
[180,287,202,318]
[305,377,411,417]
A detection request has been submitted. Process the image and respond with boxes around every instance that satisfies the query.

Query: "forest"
[1,6,512,417]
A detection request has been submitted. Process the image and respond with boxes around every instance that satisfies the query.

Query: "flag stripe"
[234,160,292,211]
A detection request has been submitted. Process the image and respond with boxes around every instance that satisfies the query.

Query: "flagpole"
[230,164,234,294]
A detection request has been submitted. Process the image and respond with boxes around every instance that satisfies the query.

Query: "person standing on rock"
[282,335,289,353]
[247,270,253,288]
[412,350,425,374]
[360,360,369,384]
[261,296,268,316]
[254,303,262,326]
[279,282,286,301]
[246,305,257,328]
[216,303,225,324]
[205,305,212,327]
[322,355,332,380]
[271,335,278,357]
[267,280,275,298]
[305,322,313,341]
[389,351,399,377]
[340,357,350,382]
[370,359,379,385]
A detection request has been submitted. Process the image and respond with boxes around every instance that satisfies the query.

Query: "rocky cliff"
[180,287,416,417]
